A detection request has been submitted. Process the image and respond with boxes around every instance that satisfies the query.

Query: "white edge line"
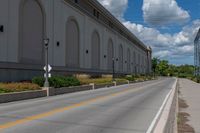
[146,78,177,133]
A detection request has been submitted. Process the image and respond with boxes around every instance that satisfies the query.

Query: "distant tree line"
[152,57,195,78]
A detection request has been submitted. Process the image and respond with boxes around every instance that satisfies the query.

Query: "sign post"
[43,38,50,88]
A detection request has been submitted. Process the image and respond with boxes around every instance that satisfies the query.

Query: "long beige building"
[0,0,152,81]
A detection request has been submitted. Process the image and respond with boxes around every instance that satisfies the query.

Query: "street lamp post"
[135,65,137,76]
[197,66,200,83]
[44,38,49,87]
[112,57,115,81]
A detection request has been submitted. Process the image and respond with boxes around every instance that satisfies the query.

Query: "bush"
[32,77,45,87]
[32,76,81,88]
[125,75,135,81]
[178,73,193,78]
[0,88,13,93]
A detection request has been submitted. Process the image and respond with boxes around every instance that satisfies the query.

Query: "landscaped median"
[0,75,155,104]
[0,82,46,103]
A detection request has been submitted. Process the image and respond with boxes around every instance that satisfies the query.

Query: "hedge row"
[32,76,81,88]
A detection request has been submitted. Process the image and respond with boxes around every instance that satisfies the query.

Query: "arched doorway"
[119,44,123,72]
[107,39,114,71]
[20,0,44,64]
[91,31,100,70]
[66,18,79,68]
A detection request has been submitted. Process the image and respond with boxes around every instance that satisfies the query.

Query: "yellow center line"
[0,86,143,130]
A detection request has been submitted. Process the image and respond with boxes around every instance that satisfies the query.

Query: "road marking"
[0,86,143,130]
[146,78,177,133]
[0,79,165,130]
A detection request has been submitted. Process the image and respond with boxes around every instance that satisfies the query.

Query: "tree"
[157,60,169,76]
[152,57,160,77]
[151,58,195,79]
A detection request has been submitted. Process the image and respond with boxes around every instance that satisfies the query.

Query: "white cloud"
[142,0,190,25]
[154,50,171,58]
[97,0,128,19]
[177,45,194,54]
[124,20,200,59]
[97,0,199,64]
[174,31,190,46]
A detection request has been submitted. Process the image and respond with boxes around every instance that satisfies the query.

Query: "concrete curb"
[153,78,178,133]
[48,85,93,96]
[0,79,155,104]
[0,90,46,104]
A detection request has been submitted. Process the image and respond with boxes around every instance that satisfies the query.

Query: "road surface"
[0,78,176,133]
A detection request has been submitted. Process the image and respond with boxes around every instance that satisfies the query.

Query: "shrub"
[66,76,81,86]
[0,88,13,93]
[178,73,193,78]
[125,75,135,81]
[32,77,45,87]
[32,76,80,88]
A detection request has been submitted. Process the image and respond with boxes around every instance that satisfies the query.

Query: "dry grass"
[78,77,112,85]
[178,97,195,133]
[0,83,41,93]
[178,112,195,133]
[77,77,127,85]
[179,98,189,108]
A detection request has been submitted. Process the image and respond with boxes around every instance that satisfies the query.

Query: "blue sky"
[125,0,200,33]
[98,0,200,65]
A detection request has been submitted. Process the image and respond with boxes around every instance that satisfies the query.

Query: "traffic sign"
[43,64,52,72]
[44,73,51,78]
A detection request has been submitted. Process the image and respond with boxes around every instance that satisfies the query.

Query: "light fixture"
[0,25,4,32]
[44,38,49,47]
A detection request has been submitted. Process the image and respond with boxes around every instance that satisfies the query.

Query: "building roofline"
[88,0,149,51]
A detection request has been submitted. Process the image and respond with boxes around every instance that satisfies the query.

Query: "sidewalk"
[179,78,200,133]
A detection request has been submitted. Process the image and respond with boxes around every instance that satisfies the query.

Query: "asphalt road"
[0,78,176,133]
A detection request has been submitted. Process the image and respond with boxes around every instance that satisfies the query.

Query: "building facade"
[194,28,200,76]
[0,0,152,81]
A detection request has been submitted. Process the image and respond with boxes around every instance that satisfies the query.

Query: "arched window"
[91,31,100,69]
[119,44,123,72]
[66,18,79,68]
[20,0,44,64]
[127,48,131,72]
[107,39,114,71]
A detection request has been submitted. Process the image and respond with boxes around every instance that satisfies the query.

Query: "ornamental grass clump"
[0,83,40,93]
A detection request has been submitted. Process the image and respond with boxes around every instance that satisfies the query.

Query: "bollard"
[127,80,130,84]
[42,87,50,96]
[113,81,117,86]
[89,83,95,90]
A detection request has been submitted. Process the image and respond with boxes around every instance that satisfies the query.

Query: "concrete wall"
[0,0,151,81]
[0,90,46,103]
[49,85,93,96]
